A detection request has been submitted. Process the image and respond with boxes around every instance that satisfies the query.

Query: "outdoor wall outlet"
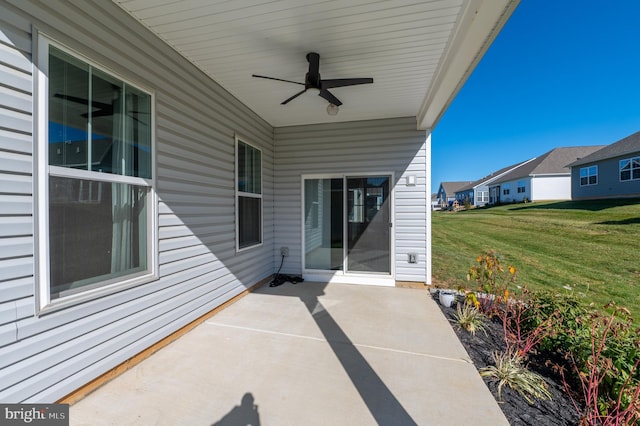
[408,253,417,264]
[280,247,289,257]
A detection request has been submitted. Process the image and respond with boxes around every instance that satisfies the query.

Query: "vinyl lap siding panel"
[0,4,35,350]
[274,117,427,282]
[0,0,275,403]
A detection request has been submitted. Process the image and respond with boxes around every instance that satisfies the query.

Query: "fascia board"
[417,0,520,130]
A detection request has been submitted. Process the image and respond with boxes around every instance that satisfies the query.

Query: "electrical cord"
[269,254,304,287]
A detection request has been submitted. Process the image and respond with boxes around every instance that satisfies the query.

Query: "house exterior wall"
[490,180,515,203]
[474,185,490,206]
[531,175,570,200]
[436,184,447,205]
[0,1,276,402]
[489,178,529,203]
[455,189,473,204]
[491,176,571,203]
[571,154,640,200]
[274,118,428,283]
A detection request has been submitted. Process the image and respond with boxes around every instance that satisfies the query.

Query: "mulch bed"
[433,292,581,425]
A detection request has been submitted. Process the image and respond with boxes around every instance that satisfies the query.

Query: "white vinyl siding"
[0,0,274,403]
[274,117,427,282]
[0,6,34,349]
[0,8,35,354]
[531,176,571,200]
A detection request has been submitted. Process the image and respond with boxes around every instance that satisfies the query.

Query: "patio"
[69,283,508,425]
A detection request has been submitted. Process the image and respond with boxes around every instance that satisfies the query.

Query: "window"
[236,137,262,250]
[478,191,489,203]
[620,157,640,181]
[580,165,598,186]
[37,36,155,309]
[517,181,526,193]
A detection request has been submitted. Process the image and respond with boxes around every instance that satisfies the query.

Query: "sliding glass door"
[303,178,344,270]
[303,175,391,275]
[346,176,390,273]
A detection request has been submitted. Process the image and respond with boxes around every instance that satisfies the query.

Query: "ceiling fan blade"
[81,110,112,118]
[321,78,374,89]
[318,89,342,106]
[306,52,320,85]
[252,74,305,86]
[281,89,307,105]
[53,93,113,110]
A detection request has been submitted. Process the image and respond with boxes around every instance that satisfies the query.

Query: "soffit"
[113,0,517,129]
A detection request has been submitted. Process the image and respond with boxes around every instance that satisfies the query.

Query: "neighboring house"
[431,193,440,210]
[568,131,640,200]
[454,160,531,207]
[436,181,472,207]
[0,1,517,402]
[488,146,605,203]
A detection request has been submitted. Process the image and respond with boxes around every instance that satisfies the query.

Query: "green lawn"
[432,199,640,319]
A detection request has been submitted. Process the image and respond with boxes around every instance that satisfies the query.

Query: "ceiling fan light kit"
[326,103,339,116]
[252,52,373,112]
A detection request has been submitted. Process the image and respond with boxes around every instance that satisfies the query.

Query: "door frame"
[301,172,395,286]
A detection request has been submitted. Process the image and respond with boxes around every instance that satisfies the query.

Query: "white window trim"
[34,31,158,314]
[580,165,598,186]
[619,157,640,182]
[235,135,263,252]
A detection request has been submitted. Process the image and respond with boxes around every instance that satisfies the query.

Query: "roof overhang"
[417,0,518,130]
[113,0,519,130]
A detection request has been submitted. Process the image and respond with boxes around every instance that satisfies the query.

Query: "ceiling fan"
[252,52,373,108]
[53,94,149,122]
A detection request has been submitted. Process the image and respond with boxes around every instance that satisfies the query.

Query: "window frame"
[580,165,598,186]
[619,157,640,182]
[235,135,263,252]
[35,32,158,314]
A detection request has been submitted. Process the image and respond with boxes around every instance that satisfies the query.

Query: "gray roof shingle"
[440,181,472,195]
[491,146,605,185]
[456,160,532,192]
[568,131,640,167]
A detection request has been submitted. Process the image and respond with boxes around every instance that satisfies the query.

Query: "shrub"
[562,304,640,425]
[466,250,517,315]
[497,288,562,360]
[522,290,588,355]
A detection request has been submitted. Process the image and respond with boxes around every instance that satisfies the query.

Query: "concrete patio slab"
[69,282,508,425]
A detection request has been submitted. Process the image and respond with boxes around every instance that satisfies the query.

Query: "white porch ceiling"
[113,0,517,129]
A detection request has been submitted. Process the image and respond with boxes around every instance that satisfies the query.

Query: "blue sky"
[431,0,640,193]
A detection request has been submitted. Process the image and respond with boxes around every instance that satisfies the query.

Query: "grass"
[432,199,640,319]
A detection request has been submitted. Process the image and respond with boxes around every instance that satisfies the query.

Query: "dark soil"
[433,292,581,426]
